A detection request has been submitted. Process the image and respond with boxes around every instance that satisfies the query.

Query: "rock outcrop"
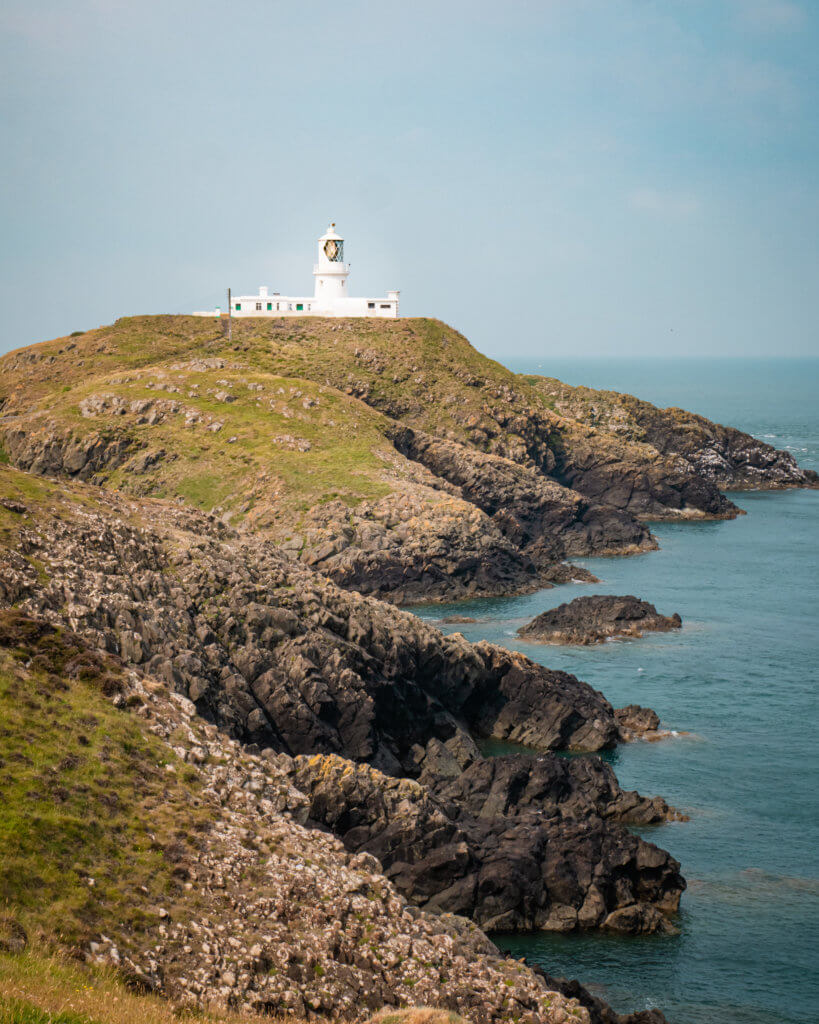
[0,610,590,1024]
[295,488,543,604]
[390,427,656,564]
[291,752,684,934]
[0,467,683,942]
[2,488,633,767]
[536,377,819,492]
[518,596,682,645]
[536,971,670,1024]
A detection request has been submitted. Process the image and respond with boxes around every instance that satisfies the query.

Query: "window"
[256,302,262,311]
[235,303,241,311]
[267,302,272,311]
[367,302,375,309]
[380,304,391,309]
[296,303,303,311]
[276,302,280,310]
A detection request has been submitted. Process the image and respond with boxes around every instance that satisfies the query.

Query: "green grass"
[3,357,395,521]
[0,314,593,529]
[0,950,304,1024]
[0,997,94,1023]
[0,612,211,951]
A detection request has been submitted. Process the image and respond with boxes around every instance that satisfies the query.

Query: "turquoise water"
[415,360,819,1024]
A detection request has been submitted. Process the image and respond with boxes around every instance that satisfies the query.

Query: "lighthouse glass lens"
[324,239,343,262]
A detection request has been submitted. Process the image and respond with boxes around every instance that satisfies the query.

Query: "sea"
[413,358,819,1024]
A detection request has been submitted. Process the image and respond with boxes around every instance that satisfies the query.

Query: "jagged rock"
[0,494,630,761]
[540,377,819,492]
[291,752,685,934]
[0,484,685,953]
[298,489,544,603]
[0,612,588,1023]
[603,903,678,936]
[519,596,681,645]
[536,971,671,1024]
[390,427,656,564]
[615,705,661,736]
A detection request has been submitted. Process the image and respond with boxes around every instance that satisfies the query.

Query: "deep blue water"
[415,359,819,1024]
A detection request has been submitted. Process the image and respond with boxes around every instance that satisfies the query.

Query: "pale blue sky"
[1,0,818,359]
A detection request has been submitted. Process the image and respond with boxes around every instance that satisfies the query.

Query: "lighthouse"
[193,224,399,319]
[313,223,350,302]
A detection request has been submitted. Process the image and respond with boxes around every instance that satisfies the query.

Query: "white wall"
[194,293,399,318]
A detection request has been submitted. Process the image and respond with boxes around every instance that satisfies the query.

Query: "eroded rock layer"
[0,468,682,941]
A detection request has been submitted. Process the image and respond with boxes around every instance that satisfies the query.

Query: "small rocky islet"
[0,315,815,1024]
[518,595,682,645]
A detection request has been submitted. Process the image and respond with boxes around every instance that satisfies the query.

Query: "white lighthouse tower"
[313,223,350,302]
[193,224,399,319]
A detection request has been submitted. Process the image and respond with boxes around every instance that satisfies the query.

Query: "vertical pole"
[227,287,232,343]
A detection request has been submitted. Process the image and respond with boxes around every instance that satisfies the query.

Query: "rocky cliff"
[0,465,676,1022]
[1,314,814,1024]
[1,316,812,605]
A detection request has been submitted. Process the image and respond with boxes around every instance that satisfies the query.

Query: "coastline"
[1,327,816,1023]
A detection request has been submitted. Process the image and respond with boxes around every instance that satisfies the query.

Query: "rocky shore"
[0,611,591,1023]
[1,315,816,1024]
[0,469,680,1022]
[0,470,683,928]
[518,596,682,645]
[2,315,812,610]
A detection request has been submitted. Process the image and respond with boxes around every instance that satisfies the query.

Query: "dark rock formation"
[427,753,679,827]
[2,422,139,482]
[3,498,631,765]
[1,610,592,1023]
[536,971,670,1024]
[0,483,684,940]
[537,376,818,495]
[519,595,682,645]
[391,427,656,564]
[615,705,661,738]
[546,437,739,521]
[291,752,684,934]
[297,490,543,605]
[0,917,28,954]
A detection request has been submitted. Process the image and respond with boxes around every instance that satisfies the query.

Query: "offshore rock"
[536,971,671,1024]
[519,595,682,645]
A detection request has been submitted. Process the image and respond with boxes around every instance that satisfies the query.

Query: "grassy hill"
[1,315,811,605]
[0,315,667,534]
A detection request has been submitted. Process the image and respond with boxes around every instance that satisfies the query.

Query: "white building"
[193,224,399,319]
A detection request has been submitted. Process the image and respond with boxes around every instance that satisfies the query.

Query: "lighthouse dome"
[319,223,343,241]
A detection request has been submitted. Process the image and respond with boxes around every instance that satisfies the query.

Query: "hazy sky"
[2,0,818,360]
